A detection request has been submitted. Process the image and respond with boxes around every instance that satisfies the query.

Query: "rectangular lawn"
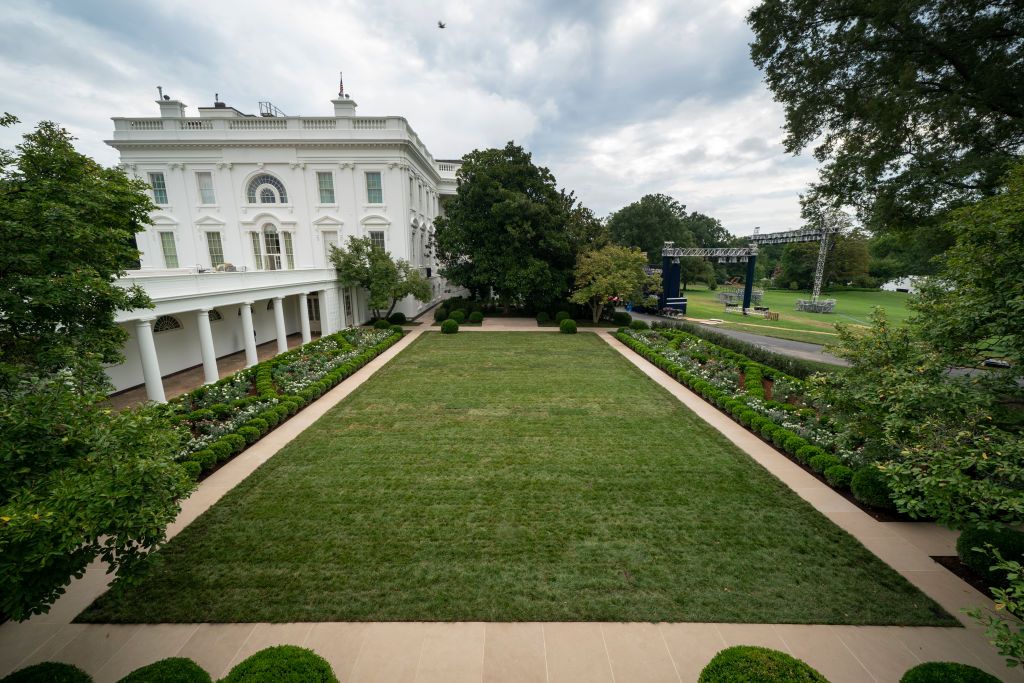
[79,332,953,625]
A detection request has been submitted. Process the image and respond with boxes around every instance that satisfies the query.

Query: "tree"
[748,0,1024,270]
[570,245,659,322]
[607,194,691,264]
[681,211,731,247]
[434,142,584,308]
[0,117,192,620]
[330,236,431,320]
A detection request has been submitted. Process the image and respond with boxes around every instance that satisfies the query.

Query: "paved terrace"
[2,321,1018,682]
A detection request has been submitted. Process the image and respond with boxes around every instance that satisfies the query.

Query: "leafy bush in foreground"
[221,646,337,683]
[1,662,92,682]
[851,466,896,510]
[560,319,577,334]
[117,657,211,682]
[900,661,1000,682]
[698,646,827,682]
[957,526,1024,590]
[441,319,459,334]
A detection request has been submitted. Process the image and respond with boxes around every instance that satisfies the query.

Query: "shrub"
[629,320,649,330]
[221,646,338,683]
[433,307,448,322]
[957,526,1024,590]
[825,464,854,489]
[191,449,217,472]
[389,324,404,335]
[851,466,896,510]
[441,319,459,334]
[560,319,577,334]
[263,409,281,427]
[739,410,757,427]
[246,418,269,435]
[235,426,260,445]
[209,403,232,419]
[698,646,827,682]
[180,460,202,480]
[468,311,483,324]
[373,319,391,330]
[783,434,806,455]
[809,453,842,473]
[209,441,234,463]
[613,311,632,326]
[388,311,407,324]
[117,657,211,683]
[555,310,571,322]
[536,311,550,324]
[449,310,466,324]
[899,662,1000,683]
[795,445,824,464]
[0,662,92,682]
[223,433,246,454]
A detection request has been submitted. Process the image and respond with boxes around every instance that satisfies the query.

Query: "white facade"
[106,93,463,399]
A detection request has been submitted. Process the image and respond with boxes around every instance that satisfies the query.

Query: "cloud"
[0,0,820,236]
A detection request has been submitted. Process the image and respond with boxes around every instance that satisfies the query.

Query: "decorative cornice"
[216,161,233,170]
[289,162,306,170]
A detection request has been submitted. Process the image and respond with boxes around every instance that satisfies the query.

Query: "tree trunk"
[592,301,603,324]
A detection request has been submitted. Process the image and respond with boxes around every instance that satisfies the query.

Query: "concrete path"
[1,327,1017,682]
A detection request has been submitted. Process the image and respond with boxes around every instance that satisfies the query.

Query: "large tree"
[330,236,431,320]
[607,194,692,264]
[434,142,587,308]
[748,0,1024,271]
[0,117,192,620]
[570,245,659,322]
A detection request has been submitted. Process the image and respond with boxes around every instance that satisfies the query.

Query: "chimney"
[331,96,357,117]
[157,98,187,118]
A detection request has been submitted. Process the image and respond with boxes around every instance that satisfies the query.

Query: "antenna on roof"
[157,86,163,99]
[215,92,220,103]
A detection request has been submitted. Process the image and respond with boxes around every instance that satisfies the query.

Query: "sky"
[0,0,822,235]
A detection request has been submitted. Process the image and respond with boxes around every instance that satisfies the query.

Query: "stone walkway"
[1,327,1018,682]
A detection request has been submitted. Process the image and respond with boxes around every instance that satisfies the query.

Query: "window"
[208,309,223,321]
[307,295,321,322]
[317,172,335,204]
[246,174,288,204]
[158,231,178,268]
[344,290,353,320]
[149,172,168,204]
[153,315,182,332]
[322,230,338,265]
[250,232,264,270]
[283,231,295,269]
[366,172,382,203]
[263,225,282,270]
[206,231,224,267]
[196,172,216,204]
[369,230,385,251]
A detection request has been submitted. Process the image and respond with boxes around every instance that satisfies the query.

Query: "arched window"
[246,174,288,204]
[153,315,182,332]
[208,309,223,321]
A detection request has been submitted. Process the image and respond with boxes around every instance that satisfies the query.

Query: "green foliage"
[468,311,483,324]
[554,311,571,323]
[433,307,448,322]
[607,194,729,268]
[441,319,459,334]
[536,311,549,323]
[330,236,430,320]
[373,319,391,330]
[449,310,466,324]
[0,662,92,682]
[559,319,577,334]
[629,320,649,330]
[434,142,600,309]
[570,244,659,323]
[748,0,1023,253]
[900,662,999,683]
[698,646,827,682]
[389,324,404,335]
[180,460,201,481]
[388,311,407,324]
[966,549,1024,668]
[613,312,632,326]
[779,228,870,291]
[851,466,896,510]
[117,657,211,682]
[957,527,1024,590]
[825,464,854,489]
[809,453,842,474]
[221,646,337,683]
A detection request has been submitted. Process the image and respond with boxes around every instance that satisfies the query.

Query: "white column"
[298,292,312,344]
[134,318,166,403]
[240,301,258,367]
[272,296,288,354]
[196,308,219,384]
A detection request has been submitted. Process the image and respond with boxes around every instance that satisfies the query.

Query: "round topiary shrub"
[957,526,1024,589]
[221,646,338,683]
[560,319,577,334]
[555,310,571,323]
[851,466,896,510]
[536,311,550,324]
[0,662,93,682]
[237,426,261,445]
[433,307,448,322]
[629,319,649,330]
[388,311,407,324]
[441,319,459,334]
[449,310,466,324]
[191,449,217,472]
[795,445,823,464]
[900,661,1000,683]
[468,311,483,324]
[389,324,404,335]
[809,453,842,474]
[373,318,391,330]
[117,657,212,683]
[180,460,202,481]
[613,311,632,326]
[825,464,854,489]
[698,646,827,682]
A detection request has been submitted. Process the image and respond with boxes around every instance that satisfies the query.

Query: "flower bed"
[616,327,860,496]
[168,328,403,479]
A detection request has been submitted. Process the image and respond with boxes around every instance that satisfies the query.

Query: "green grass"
[78,333,953,625]
[679,286,912,344]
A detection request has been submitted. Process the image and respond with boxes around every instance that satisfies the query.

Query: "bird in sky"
[438,20,446,28]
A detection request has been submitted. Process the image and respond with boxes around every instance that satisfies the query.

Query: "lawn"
[678,285,912,344]
[79,332,952,625]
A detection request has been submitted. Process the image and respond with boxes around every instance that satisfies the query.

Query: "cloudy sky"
[0,0,821,235]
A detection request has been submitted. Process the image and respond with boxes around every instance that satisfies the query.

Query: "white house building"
[106,90,463,402]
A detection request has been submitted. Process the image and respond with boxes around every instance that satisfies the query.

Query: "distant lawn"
[679,286,912,344]
[79,333,952,625]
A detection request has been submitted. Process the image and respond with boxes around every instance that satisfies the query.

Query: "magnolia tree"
[570,245,659,323]
[330,236,431,320]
